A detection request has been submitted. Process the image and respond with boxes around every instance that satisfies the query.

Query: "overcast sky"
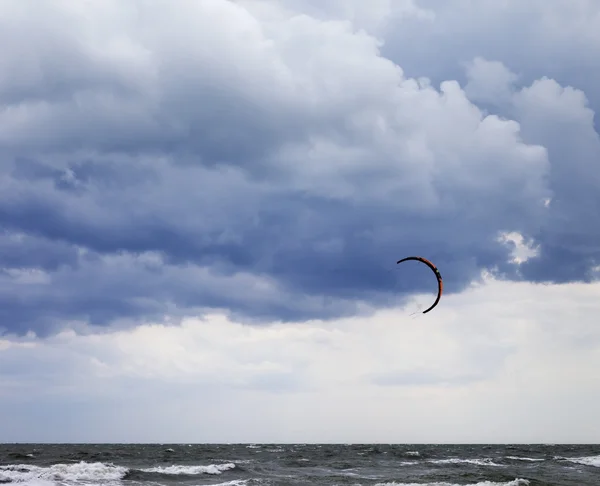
[1,0,599,443]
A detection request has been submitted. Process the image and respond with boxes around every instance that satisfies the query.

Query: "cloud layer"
[1,0,599,335]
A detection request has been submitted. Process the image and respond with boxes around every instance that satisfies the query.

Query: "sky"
[0,0,599,443]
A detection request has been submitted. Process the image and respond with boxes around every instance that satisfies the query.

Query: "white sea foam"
[427,458,502,467]
[505,456,545,462]
[405,451,420,457]
[0,462,127,484]
[561,455,600,467]
[212,481,249,486]
[0,460,236,485]
[374,479,529,486]
[140,463,236,475]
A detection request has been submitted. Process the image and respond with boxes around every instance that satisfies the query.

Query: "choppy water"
[1,444,598,486]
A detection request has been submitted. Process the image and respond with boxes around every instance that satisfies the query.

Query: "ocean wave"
[211,481,249,486]
[505,456,545,462]
[0,461,236,484]
[427,458,503,467]
[7,455,34,461]
[559,455,600,467]
[374,479,529,486]
[140,463,235,475]
[0,462,127,485]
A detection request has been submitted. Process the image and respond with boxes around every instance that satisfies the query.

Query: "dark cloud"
[0,230,78,271]
[381,1,600,108]
[0,0,598,335]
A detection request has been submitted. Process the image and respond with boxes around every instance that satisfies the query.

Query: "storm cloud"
[1,0,599,335]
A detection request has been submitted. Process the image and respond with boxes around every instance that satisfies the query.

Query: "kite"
[396,256,443,314]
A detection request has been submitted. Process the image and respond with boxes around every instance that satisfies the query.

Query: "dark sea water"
[1,444,598,486]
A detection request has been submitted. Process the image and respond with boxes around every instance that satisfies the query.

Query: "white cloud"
[2,277,600,442]
[464,57,519,106]
[498,232,539,264]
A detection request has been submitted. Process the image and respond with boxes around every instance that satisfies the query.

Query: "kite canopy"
[396,256,443,314]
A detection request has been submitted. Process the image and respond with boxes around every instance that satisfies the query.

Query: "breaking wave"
[139,463,235,475]
[427,458,503,467]
[505,456,545,462]
[559,454,600,467]
[374,480,529,486]
[0,461,236,485]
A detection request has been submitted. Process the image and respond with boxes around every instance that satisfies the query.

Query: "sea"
[0,444,598,486]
